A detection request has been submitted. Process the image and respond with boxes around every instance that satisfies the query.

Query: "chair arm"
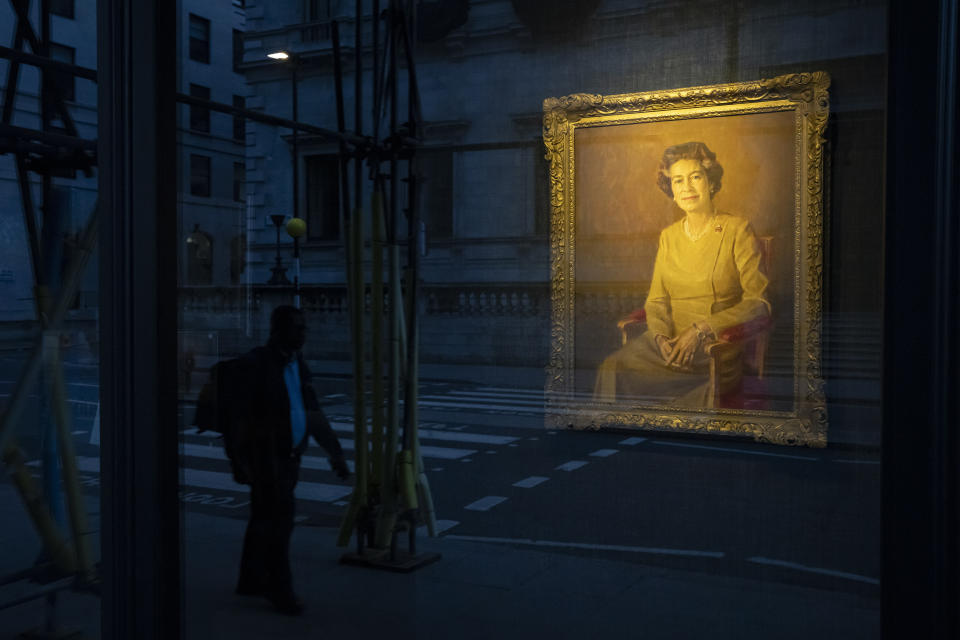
[617,309,647,345]
[716,315,773,343]
[617,308,646,331]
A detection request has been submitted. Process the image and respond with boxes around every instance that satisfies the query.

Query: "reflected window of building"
[306,0,333,20]
[305,154,340,241]
[185,224,213,285]
[233,28,243,73]
[303,0,334,41]
[48,42,76,102]
[188,14,210,64]
[418,148,453,240]
[233,161,245,203]
[189,84,210,133]
[534,141,549,235]
[230,234,247,284]
[232,95,245,141]
[50,0,74,18]
[190,154,211,197]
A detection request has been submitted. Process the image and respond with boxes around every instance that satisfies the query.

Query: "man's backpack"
[193,357,252,484]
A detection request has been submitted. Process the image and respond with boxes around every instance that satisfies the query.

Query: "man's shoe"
[268,591,304,616]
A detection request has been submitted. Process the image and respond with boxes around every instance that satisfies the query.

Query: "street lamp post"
[291,56,301,309]
[268,50,303,307]
[267,213,291,285]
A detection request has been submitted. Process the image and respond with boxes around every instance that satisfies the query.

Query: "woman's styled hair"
[656,141,724,198]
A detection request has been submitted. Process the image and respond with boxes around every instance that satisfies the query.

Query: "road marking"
[71,430,87,435]
[485,450,497,455]
[419,429,518,445]
[444,535,726,559]
[747,556,879,585]
[337,438,476,460]
[555,460,588,471]
[417,399,543,413]
[418,519,460,535]
[835,459,880,465]
[513,476,549,488]
[589,449,618,458]
[180,442,356,472]
[460,458,473,463]
[619,437,646,445]
[649,440,819,461]
[527,437,539,441]
[464,496,508,511]
[421,393,544,407]
[471,387,545,396]
[181,427,219,438]
[329,422,519,446]
[55,456,352,502]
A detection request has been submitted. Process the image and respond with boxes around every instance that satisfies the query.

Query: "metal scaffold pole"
[334,0,439,571]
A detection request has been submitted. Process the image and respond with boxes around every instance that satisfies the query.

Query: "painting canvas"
[543,73,830,447]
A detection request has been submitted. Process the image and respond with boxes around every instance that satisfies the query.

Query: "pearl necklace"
[683,215,720,242]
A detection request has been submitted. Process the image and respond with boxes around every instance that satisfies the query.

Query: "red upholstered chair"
[617,236,773,408]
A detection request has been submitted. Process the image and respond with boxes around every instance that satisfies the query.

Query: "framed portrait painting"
[543,73,830,447]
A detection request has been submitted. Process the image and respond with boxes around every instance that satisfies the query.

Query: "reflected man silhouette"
[233,305,350,615]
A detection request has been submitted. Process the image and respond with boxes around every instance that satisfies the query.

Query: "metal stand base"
[339,548,441,573]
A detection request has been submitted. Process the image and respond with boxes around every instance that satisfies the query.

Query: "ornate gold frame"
[543,73,830,447]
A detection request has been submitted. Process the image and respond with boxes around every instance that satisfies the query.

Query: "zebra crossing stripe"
[420,394,544,407]
[180,442,356,472]
[328,422,519,446]
[336,438,476,460]
[417,399,543,413]
[472,387,545,396]
[49,456,352,502]
[181,429,478,460]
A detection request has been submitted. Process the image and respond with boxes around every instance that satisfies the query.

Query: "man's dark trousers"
[238,451,301,597]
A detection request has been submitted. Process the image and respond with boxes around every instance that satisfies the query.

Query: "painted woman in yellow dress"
[593,141,770,406]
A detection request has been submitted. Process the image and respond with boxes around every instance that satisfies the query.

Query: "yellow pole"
[337,206,369,547]
[2,445,76,574]
[374,230,402,549]
[370,188,385,491]
[48,339,95,581]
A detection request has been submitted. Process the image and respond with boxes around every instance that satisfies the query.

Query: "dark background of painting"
[572,109,797,403]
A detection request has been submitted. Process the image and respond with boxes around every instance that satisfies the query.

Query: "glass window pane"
[50,0,75,19]
[0,3,99,636]
[232,94,245,141]
[189,84,210,133]
[305,154,340,241]
[177,1,890,637]
[48,42,76,102]
[190,154,211,197]
[189,14,210,63]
